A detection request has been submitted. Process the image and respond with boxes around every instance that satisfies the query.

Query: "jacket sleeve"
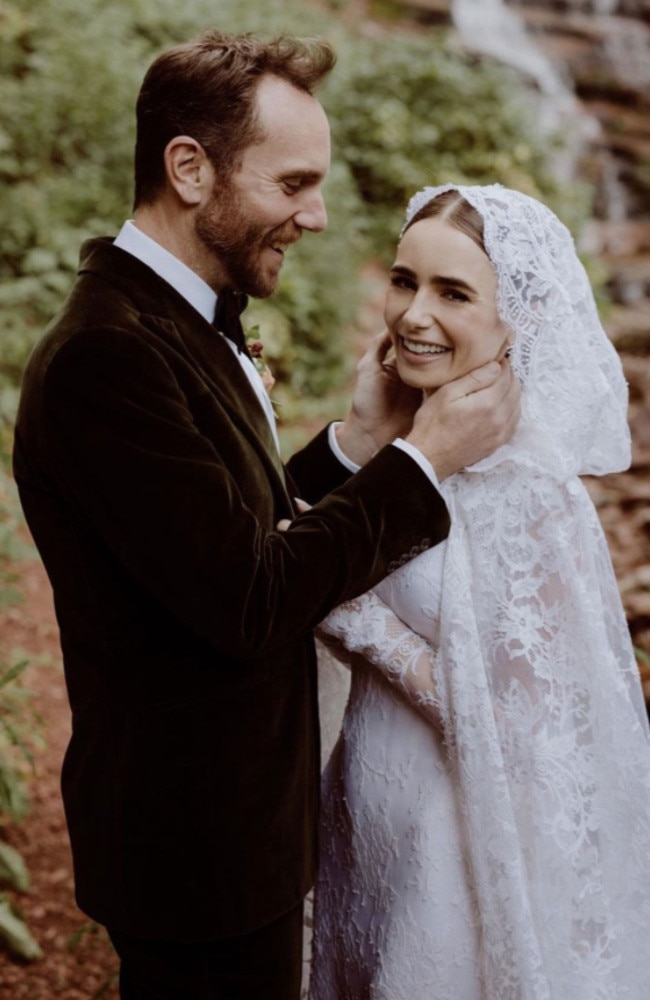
[286,425,352,504]
[31,327,451,659]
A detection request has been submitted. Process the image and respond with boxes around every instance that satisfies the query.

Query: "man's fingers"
[365,330,392,367]
[380,357,403,383]
[441,359,505,402]
[278,499,312,531]
[461,360,503,395]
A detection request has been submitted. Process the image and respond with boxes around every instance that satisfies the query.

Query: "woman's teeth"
[402,337,449,356]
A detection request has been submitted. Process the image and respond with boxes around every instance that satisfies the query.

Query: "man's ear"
[164,136,213,206]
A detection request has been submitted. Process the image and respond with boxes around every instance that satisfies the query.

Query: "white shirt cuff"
[328,422,360,473]
[328,423,440,488]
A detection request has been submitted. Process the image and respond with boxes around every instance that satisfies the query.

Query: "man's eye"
[283,180,303,193]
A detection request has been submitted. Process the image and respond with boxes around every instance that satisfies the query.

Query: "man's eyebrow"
[280,169,324,183]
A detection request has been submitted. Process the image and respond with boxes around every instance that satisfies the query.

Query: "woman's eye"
[390,274,416,291]
[443,288,469,302]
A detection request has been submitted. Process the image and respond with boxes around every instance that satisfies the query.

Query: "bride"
[308,184,650,999]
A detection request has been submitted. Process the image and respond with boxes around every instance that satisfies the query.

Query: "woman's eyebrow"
[390,263,476,293]
[433,275,475,293]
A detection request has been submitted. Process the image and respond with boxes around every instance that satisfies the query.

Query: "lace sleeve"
[317,591,442,726]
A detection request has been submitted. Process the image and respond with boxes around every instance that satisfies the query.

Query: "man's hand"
[277,499,311,532]
[406,358,521,481]
[335,331,422,466]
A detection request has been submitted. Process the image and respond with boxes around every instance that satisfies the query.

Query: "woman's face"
[385,215,511,395]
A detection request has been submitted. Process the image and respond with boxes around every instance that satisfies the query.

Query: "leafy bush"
[324,32,583,261]
[0,0,585,418]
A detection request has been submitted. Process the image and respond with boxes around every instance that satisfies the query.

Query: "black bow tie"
[213,289,249,355]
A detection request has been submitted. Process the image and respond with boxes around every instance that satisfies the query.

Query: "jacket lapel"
[80,239,290,500]
[167,308,287,484]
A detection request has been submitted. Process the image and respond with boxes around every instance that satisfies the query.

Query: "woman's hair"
[403,189,485,250]
[134,29,336,208]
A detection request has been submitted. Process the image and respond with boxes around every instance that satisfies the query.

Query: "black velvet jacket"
[13,238,450,940]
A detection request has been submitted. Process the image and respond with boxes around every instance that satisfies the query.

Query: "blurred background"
[0,0,648,995]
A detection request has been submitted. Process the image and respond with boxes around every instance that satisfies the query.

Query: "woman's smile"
[398,335,452,361]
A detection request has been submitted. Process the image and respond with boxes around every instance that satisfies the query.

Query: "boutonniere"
[247,338,276,395]
[245,327,280,418]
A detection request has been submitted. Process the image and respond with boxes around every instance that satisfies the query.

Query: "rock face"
[506,0,650,350]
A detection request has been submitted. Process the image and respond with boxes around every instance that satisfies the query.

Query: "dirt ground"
[0,351,648,1000]
[0,556,120,999]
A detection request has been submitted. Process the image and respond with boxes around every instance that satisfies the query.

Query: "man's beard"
[195,183,291,299]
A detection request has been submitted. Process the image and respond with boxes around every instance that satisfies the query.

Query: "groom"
[13,29,520,1000]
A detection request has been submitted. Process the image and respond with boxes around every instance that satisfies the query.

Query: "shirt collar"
[114,220,217,324]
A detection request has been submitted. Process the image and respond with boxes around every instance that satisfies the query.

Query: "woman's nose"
[402,294,435,330]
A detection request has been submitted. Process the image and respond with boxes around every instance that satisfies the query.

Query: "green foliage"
[0,1,146,344]
[0,658,43,822]
[323,32,583,260]
[0,648,44,963]
[0,893,42,961]
[0,471,31,602]
[0,467,42,961]
[0,463,40,821]
[0,840,29,893]
[0,0,588,420]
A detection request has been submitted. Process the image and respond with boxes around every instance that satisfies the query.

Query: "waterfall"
[449,0,598,181]
[450,0,568,99]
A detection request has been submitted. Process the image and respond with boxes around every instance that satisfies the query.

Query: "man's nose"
[294,189,328,233]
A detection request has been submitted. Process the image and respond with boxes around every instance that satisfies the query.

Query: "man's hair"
[133,29,336,208]
[403,190,485,251]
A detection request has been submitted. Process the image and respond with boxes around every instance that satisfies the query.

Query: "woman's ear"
[497,329,515,361]
[163,136,213,206]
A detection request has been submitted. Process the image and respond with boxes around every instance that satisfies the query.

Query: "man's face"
[196,74,330,298]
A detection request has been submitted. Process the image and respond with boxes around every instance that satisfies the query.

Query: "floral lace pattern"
[309,186,650,999]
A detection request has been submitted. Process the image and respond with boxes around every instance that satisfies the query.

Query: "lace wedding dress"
[308,185,650,1000]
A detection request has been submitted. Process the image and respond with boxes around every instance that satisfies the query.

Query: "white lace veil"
[402,185,650,996]
[403,183,631,479]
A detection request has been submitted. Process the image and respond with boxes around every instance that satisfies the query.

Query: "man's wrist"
[392,439,440,488]
[404,430,457,482]
[329,424,441,490]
